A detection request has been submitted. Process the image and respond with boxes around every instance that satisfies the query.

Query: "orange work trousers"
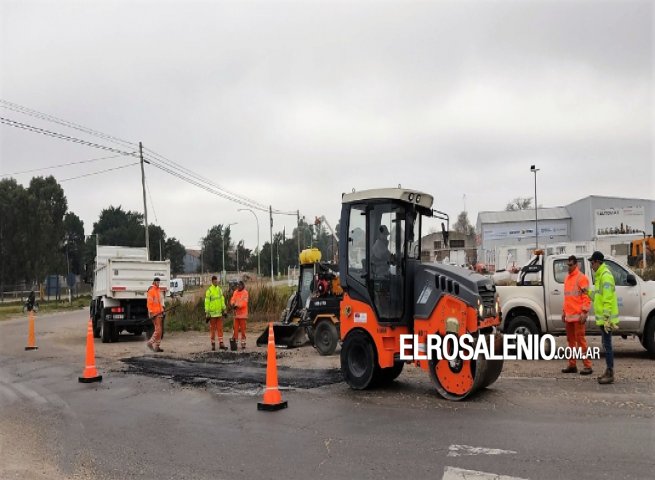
[209,317,224,345]
[232,317,247,346]
[148,314,163,348]
[565,321,592,368]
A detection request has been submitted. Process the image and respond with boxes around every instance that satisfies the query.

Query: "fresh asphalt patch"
[122,351,343,390]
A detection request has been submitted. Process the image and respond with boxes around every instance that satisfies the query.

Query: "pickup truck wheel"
[92,318,101,338]
[507,315,539,336]
[643,316,655,357]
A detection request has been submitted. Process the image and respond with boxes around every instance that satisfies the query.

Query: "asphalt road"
[1,310,653,480]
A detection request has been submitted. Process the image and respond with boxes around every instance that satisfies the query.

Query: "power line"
[0,99,136,150]
[1,104,298,216]
[142,147,271,211]
[59,162,139,182]
[0,117,137,156]
[1,153,131,177]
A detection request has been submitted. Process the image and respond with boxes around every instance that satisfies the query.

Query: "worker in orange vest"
[561,256,592,374]
[230,280,249,350]
[146,277,165,352]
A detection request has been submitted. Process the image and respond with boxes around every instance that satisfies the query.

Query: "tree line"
[199,217,338,276]
[0,175,186,293]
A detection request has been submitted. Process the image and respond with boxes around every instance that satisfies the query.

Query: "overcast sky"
[1,0,653,252]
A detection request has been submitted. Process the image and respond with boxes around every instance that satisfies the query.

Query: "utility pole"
[139,142,150,260]
[270,205,274,285]
[297,210,301,261]
[159,239,162,260]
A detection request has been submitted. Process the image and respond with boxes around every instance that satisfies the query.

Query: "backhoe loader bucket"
[256,324,309,348]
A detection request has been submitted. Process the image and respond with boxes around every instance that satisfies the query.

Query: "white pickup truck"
[90,246,170,343]
[497,253,655,355]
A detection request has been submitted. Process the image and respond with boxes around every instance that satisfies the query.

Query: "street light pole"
[238,208,260,277]
[530,165,540,250]
[222,222,237,283]
[269,206,274,285]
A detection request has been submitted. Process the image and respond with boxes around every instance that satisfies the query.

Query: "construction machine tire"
[314,320,338,356]
[375,361,404,386]
[428,333,504,401]
[341,330,377,390]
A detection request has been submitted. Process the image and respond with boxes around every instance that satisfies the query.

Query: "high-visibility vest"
[563,267,590,322]
[204,284,226,318]
[230,289,249,319]
[589,263,619,326]
[147,284,164,315]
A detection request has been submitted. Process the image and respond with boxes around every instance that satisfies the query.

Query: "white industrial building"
[476,196,655,271]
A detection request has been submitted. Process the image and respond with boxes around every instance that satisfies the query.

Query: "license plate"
[113,314,124,320]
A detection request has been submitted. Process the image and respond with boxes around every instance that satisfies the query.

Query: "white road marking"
[442,466,528,480]
[448,444,518,457]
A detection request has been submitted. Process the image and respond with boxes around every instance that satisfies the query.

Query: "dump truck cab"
[338,187,503,400]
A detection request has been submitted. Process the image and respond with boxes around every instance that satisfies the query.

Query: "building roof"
[185,249,201,258]
[477,207,570,225]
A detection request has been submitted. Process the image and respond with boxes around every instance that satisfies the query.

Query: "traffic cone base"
[78,374,102,383]
[25,346,39,351]
[258,399,287,411]
[258,323,287,411]
[79,318,102,383]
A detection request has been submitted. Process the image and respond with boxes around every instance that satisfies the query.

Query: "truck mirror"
[626,274,637,286]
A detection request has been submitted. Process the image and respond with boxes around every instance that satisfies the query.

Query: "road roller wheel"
[429,355,476,401]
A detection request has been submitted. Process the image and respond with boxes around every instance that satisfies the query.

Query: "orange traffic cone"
[78,318,102,383]
[257,322,288,411]
[25,310,38,351]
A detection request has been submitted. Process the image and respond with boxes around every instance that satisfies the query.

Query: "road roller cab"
[338,187,503,400]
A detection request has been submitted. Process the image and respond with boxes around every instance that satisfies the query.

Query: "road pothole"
[122,351,343,391]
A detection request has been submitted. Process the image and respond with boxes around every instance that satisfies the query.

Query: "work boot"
[561,365,577,373]
[211,342,216,352]
[154,347,164,353]
[146,342,155,352]
[219,343,228,351]
[579,367,593,375]
[598,368,614,384]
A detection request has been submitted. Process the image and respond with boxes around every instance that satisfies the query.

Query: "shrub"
[165,282,294,332]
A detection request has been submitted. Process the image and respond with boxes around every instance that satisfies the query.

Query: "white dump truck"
[497,252,655,355]
[90,246,170,343]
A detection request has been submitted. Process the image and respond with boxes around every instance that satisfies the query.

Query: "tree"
[0,178,30,289]
[165,237,186,275]
[453,211,474,235]
[505,197,533,211]
[92,206,144,247]
[201,224,233,272]
[148,224,166,261]
[63,212,85,275]
[27,176,68,284]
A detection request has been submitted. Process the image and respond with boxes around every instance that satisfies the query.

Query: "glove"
[205,315,210,323]
[603,317,618,334]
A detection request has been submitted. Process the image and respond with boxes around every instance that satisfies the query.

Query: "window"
[553,259,568,284]
[434,241,442,250]
[347,205,367,286]
[554,258,586,284]
[603,260,629,287]
[450,239,465,248]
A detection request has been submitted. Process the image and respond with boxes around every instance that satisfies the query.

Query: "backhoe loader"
[256,248,342,354]
[338,187,503,400]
